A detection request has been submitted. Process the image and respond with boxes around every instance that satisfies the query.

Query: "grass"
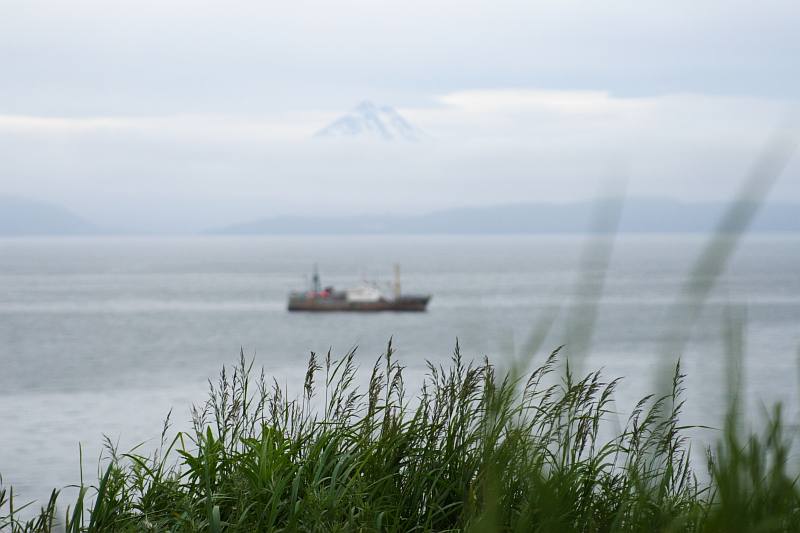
[1,340,799,532]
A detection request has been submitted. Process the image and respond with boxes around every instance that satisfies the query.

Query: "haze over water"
[1,234,799,506]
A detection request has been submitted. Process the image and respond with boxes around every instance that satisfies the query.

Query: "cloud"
[2,0,799,117]
[405,90,794,148]
[2,89,791,144]
[0,112,337,142]
[437,90,649,115]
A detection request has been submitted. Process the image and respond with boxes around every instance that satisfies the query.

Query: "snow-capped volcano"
[314,101,422,142]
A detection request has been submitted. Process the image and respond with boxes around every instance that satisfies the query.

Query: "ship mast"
[393,263,401,299]
[312,263,321,293]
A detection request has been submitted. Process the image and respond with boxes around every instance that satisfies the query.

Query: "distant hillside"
[211,198,800,235]
[0,196,98,236]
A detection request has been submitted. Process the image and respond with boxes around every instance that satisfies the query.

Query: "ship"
[288,265,431,312]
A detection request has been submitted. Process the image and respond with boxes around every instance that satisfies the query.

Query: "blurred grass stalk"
[656,131,796,396]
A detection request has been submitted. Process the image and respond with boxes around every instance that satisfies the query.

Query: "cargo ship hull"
[288,294,430,312]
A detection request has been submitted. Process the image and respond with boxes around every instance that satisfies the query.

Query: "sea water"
[1,234,799,506]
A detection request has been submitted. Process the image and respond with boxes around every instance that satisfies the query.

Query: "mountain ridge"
[3,196,798,236]
[210,198,800,235]
[0,196,99,236]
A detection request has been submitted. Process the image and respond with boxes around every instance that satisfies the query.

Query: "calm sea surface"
[1,235,799,505]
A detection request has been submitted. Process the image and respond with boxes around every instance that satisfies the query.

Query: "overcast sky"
[1,0,798,232]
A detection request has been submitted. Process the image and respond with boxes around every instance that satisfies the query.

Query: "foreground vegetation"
[3,138,796,531]
[2,342,798,532]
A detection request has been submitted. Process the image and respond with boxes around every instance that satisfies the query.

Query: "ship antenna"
[393,263,401,298]
[312,263,321,293]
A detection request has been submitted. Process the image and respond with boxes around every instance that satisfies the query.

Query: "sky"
[1,0,799,232]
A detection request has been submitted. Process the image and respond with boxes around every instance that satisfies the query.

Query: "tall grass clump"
[4,341,799,532]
